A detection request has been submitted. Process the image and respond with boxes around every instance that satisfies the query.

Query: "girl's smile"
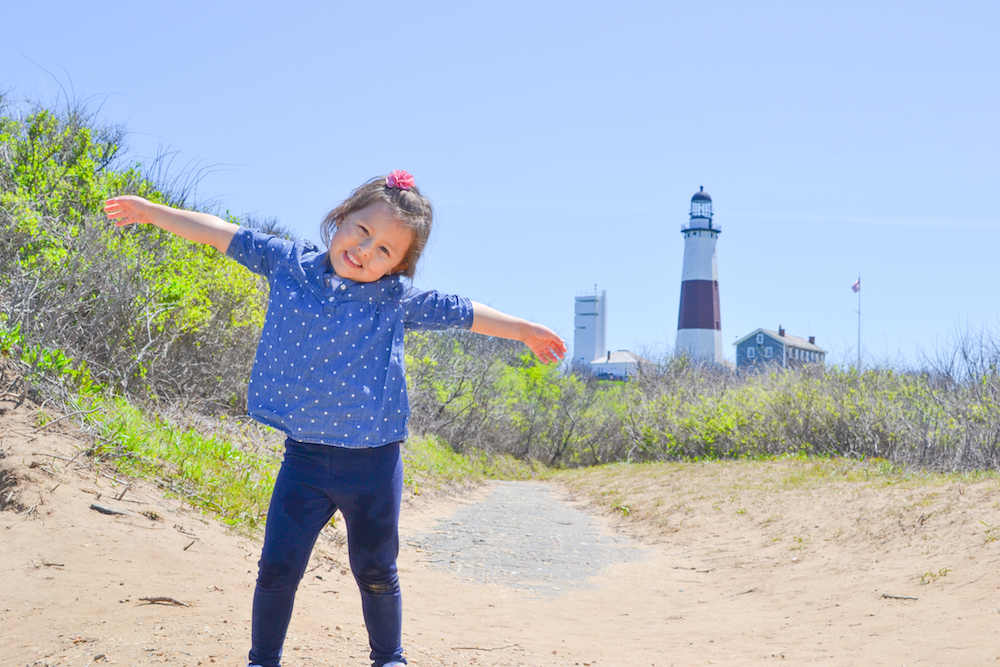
[328,201,414,282]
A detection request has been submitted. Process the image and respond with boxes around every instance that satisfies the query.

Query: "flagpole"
[856,273,861,371]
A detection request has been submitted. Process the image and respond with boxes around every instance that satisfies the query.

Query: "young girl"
[104,171,566,667]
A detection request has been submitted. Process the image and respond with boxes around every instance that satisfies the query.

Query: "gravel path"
[407,481,645,596]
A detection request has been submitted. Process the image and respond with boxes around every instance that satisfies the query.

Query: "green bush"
[404,332,1000,472]
[0,94,268,409]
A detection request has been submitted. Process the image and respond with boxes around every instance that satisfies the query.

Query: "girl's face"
[328,201,414,282]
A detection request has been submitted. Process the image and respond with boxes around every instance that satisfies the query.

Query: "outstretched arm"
[470,301,567,365]
[104,196,239,253]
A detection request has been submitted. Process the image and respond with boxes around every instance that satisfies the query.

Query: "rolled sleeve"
[225,227,295,278]
[401,288,474,331]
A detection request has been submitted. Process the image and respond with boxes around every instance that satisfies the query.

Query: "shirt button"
[340,284,347,290]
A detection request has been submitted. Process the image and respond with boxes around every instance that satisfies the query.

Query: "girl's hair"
[320,175,433,279]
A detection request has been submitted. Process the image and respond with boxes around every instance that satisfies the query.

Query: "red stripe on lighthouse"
[677,280,721,331]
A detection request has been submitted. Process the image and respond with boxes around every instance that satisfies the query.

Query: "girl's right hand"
[102,196,239,252]
[104,196,154,227]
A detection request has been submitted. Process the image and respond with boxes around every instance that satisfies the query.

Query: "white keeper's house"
[734,326,827,372]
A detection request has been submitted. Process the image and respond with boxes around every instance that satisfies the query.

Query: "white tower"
[676,187,723,363]
[574,289,607,367]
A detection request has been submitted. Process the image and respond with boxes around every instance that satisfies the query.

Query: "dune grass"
[83,397,283,530]
[76,395,536,532]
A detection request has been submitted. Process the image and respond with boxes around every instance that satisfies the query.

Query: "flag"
[851,278,861,293]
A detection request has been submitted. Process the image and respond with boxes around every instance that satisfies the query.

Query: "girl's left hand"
[523,324,567,364]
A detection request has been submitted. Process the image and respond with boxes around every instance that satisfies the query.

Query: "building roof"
[590,350,647,366]
[733,328,827,353]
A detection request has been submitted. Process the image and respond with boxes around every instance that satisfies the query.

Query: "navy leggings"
[248,438,406,667]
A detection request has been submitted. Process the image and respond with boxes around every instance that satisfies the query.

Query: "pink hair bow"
[386,170,415,190]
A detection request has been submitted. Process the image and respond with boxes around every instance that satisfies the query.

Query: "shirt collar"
[323,268,404,303]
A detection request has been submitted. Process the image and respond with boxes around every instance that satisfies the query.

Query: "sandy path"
[404,481,645,595]
[3,397,1000,666]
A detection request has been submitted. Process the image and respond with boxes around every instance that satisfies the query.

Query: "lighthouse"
[676,186,723,363]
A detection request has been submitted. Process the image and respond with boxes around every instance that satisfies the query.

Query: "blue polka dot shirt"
[226,228,474,448]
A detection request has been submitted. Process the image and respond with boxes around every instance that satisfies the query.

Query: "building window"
[764,347,773,358]
[747,347,756,359]
[756,333,764,345]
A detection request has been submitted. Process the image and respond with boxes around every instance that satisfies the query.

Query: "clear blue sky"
[4,1,998,366]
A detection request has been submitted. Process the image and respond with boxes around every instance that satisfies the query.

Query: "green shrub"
[1,95,268,409]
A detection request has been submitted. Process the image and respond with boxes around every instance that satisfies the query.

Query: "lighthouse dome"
[691,186,712,203]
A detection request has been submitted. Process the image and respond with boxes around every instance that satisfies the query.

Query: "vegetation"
[68,394,532,531]
[0,92,270,410]
[406,331,1000,472]
[2,93,1000,531]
